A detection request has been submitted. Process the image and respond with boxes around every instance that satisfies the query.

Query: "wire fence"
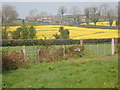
[19,38,117,62]
[2,38,118,62]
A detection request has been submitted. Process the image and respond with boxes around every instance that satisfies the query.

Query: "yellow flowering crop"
[81,21,116,26]
[3,25,119,39]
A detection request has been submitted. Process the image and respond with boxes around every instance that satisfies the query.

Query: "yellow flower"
[6,24,119,39]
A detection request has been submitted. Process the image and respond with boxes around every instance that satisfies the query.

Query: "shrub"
[29,26,36,39]
[66,45,85,58]
[2,50,27,71]
[11,27,21,39]
[21,26,29,39]
[53,26,70,39]
[2,27,9,39]
[37,45,85,62]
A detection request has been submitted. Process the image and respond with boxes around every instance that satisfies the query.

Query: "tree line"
[2,24,36,39]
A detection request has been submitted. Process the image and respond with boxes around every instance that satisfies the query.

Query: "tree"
[53,33,60,39]
[53,27,70,39]
[90,6,101,26]
[2,4,18,26]
[2,5,18,39]
[38,11,48,16]
[29,26,36,39]
[2,27,9,39]
[61,29,69,39]
[70,6,81,25]
[11,27,21,39]
[98,4,109,20]
[29,8,38,17]
[84,8,90,25]
[58,6,67,24]
[107,8,114,26]
[21,26,29,39]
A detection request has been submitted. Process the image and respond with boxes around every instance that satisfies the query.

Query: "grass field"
[2,55,118,88]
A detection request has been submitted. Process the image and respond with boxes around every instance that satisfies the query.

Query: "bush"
[53,26,70,39]
[38,45,85,62]
[38,47,64,62]
[2,50,27,71]
[2,39,80,46]
[66,45,85,58]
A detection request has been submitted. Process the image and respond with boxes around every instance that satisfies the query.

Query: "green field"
[2,55,118,88]
[2,44,118,88]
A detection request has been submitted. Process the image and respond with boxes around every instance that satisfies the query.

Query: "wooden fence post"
[114,38,118,53]
[112,38,115,55]
[80,39,83,47]
[37,48,40,62]
[63,45,65,56]
[22,46,27,60]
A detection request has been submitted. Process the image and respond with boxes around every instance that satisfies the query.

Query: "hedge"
[2,39,113,46]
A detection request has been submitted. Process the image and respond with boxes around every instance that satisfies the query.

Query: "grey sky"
[2,2,118,18]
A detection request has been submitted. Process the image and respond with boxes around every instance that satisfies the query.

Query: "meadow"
[2,55,118,88]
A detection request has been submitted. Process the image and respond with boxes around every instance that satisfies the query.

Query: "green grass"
[2,56,118,88]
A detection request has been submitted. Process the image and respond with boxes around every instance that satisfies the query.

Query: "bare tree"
[84,7,91,25]
[107,8,115,26]
[90,6,101,25]
[58,6,67,24]
[98,4,109,20]
[70,6,81,25]
[29,8,38,17]
[2,4,18,26]
[37,11,48,16]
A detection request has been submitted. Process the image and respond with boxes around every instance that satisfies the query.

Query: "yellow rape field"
[3,25,119,39]
[81,21,116,26]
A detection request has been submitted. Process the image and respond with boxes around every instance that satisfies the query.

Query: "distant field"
[81,21,117,26]
[4,25,119,39]
[2,55,118,88]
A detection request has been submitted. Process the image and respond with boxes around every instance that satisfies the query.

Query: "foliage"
[2,50,27,71]
[11,25,36,39]
[2,5,18,26]
[85,18,90,25]
[2,39,112,46]
[76,15,81,25]
[107,9,114,26]
[21,26,29,39]
[90,7,101,26]
[36,45,84,62]
[53,33,60,39]
[11,27,21,39]
[29,26,36,39]
[2,27,9,39]
[109,19,114,27]
[53,26,70,39]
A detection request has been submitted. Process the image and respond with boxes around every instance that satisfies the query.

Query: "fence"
[19,38,118,62]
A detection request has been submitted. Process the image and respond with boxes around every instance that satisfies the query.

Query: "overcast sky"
[2,2,118,18]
